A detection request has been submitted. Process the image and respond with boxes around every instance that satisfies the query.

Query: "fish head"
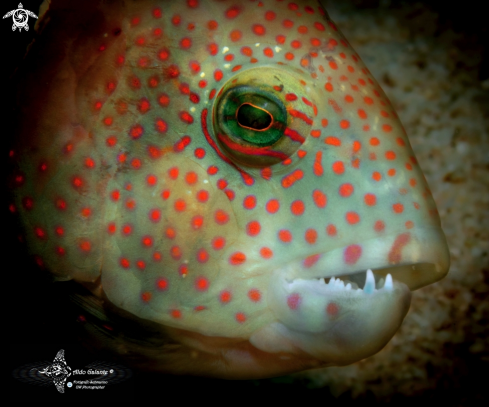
[8,0,449,378]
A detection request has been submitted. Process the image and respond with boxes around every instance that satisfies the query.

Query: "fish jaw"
[251,268,411,366]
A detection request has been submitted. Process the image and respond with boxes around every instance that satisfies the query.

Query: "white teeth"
[384,273,393,291]
[363,269,375,294]
[316,270,394,293]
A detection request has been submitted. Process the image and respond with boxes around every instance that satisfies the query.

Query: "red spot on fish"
[225,6,241,19]
[314,22,325,31]
[214,69,223,81]
[120,257,130,269]
[195,276,209,291]
[170,310,182,319]
[207,43,218,56]
[220,290,232,303]
[346,212,360,225]
[230,30,242,42]
[287,293,301,310]
[326,302,339,317]
[253,24,266,35]
[263,47,274,58]
[276,34,286,44]
[149,208,161,222]
[332,161,344,175]
[248,289,261,302]
[266,199,280,214]
[281,169,304,188]
[156,278,168,291]
[393,203,404,213]
[22,197,34,210]
[165,65,180,79]
[212,236,226,250]
[130,124,144,139]
[246,221,261,236]
[215,209,229,224]
[290,200,304,216]
[230,252,246,265]
[235,313,246,323]
[260,247,273,259]
[305,229,317,244]
[243,195,257,210]
[312,189,327,208]
[278,229,292,243]
[180,37,192,49]
[170,246,182,260]
[304,254,321,268]
[364,193,377,206]
[385,151,396,160]
[339,183,354,198]
[344,244,362,264]
[388,233,411,263]
[172,15,181,26]
[326,224,337,237]
[142,236,153,247]
[313,152,323,176]
[283,19,294,29]
[265,10,276,20]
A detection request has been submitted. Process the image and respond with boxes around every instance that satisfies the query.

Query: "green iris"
[212,66,313,167]
[216,85,287,147]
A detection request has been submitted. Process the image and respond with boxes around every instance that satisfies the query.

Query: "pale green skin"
[9,0,449,378]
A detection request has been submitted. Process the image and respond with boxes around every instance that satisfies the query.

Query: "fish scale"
[8,0,449,378]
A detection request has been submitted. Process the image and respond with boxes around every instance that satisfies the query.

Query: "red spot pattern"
[8,0,436,334]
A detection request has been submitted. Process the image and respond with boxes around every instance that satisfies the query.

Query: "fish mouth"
[252,262,420,365]
[303,262,439,293]
[253,238,448,365]
[309,268,394,293]
[279,227,450,294]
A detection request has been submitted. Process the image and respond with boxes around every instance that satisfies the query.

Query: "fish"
[7,0,450,379]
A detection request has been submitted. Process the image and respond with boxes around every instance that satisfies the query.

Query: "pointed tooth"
[363,269,375,294]
[319,278,326,285]
[328,277,336,286]
[384,273,393,291]
[345,283,352,290]
[376,277,385,289]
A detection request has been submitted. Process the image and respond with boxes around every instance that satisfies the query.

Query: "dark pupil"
[237,103,272,131]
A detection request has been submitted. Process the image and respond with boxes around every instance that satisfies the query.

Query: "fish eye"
[216,85,287,163]
[213,69,312,168]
